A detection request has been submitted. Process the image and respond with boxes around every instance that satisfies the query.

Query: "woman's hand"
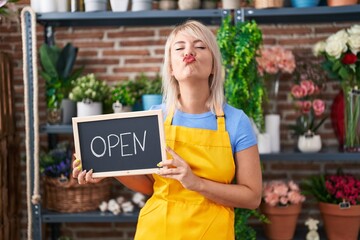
[72,154,104,184]
[158,147,203,191]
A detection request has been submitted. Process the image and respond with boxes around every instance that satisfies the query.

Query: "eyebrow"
[173,39,204,45]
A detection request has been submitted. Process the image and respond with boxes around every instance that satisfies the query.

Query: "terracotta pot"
[327,0,358,6]
[260,203,302,240]
[319,202,360,240]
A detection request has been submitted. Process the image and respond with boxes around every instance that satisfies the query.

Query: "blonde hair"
[162,20,225,113]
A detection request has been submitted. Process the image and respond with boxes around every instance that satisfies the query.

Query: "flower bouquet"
[289,79,327,137]
[262,180,306,207]
[313,25,360,151]
[260,180,306,240]
[257,46,296,113]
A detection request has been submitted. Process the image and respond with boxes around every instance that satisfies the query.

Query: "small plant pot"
[131,0,152,11]
[84,0,107,12]
[142,94,162,110]
[61,99,76,124]
[298,134,322,153]
[178,0,201,9]
[222,0,241,9]
[159,0,178,10]
[291,0,320,7]
[327,0,358,6]
[77,101,102,117]
[110,0,129,11]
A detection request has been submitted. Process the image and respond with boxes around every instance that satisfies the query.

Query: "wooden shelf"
[36,5,360,28]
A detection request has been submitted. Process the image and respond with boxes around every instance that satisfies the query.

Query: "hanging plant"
[217,15,267,240]
[217,15,265,132]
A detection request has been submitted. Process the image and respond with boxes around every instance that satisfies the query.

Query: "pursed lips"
[183,55,196,64]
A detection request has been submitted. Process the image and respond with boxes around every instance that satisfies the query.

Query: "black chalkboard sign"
[72,109,166,177]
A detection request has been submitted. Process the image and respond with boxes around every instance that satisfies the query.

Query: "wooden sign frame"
[72,109,166,178]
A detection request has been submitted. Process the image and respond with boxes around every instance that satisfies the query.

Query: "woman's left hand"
[158,146,202,191]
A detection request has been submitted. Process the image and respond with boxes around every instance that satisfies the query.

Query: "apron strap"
[215,106,226,132]
[164,106,175,126]
[164,105,226,132]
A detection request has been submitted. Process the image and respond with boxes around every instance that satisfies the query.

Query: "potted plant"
[39,42,83,124]
[217,15,265,240]
[141,73,162,110]
[313,24,360,152]
[301,170,360,240]
[40,141,111,213]
[260,180,306,240]
[288,64,327,153]
[69,73,110,117]
[111,80,139,113]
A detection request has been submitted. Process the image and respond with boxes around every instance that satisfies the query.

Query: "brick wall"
[1,2,359,239]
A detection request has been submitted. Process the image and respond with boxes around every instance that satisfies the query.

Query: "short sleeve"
[233,113,257,153]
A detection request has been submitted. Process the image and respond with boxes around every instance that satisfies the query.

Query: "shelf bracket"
[235,9,245,23]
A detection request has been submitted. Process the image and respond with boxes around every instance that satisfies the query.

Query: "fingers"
[77,169,87,184]
[72,159,82,178]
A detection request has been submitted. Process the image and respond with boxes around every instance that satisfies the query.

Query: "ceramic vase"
[257,133,272,154]
[159,0,177,10]
[39,0,57,12]
[319,202,360,240]
[77,101,102,117]
[142,94,162,110]
[260,203,302,240]
[297,133,322,153]
[131,0,153,11]
[222,0,241,9]
[61,99,76,124]
[112,101,132,113]
[84,0,107,12]
[265,114,281,153]
[110,0,129,11]
[291,0,320,7]
[178,0,201,9]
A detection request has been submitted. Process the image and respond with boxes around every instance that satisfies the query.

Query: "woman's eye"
[175,48,184,51]
[196,46,206,49]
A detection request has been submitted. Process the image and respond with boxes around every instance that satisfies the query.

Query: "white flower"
[325,31,348,59]
[312,41,326,57]
[99,201,108,212]
[348,24,360,35]
[108,199,121,215]
[121,201,134,213]
[348,33,360,55]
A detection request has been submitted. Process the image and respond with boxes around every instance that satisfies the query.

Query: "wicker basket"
[43,177,112,213]
[255,0,284,8]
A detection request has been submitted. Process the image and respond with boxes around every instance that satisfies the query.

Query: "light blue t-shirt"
[150,103,257,155]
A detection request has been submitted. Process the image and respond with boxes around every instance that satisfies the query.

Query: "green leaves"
[217,16,264,131]
[39,43,83,108]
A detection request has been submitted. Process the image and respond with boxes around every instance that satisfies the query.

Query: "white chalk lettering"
[133,130,146,155]
[107,134,120,157]
[90,131,147,158]
[91,136,106,157]
[120,132,133,157]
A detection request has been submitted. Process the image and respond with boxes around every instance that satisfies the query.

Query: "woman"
[73,20,262,239]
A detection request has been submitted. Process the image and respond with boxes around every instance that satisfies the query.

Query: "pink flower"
[302,101,312,113]
[262,180,305,206]
[300,80,316,96]
[313,99,325,116]
[291,85,306,98]
[257,46,296,76]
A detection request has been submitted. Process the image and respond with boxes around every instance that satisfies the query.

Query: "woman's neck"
[178,81,210,114]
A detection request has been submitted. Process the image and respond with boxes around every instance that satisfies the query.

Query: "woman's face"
[170,31,213,84]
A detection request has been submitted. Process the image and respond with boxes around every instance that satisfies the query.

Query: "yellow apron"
[135,107,235,240]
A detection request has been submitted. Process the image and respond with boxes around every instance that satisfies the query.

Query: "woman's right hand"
[72,155,104,184]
